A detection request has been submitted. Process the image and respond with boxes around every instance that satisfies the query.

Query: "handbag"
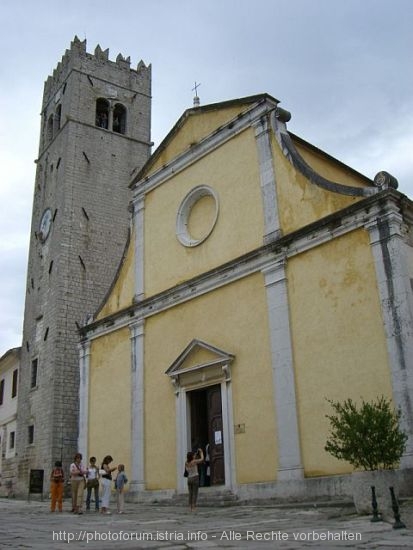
[184,469,188,478]
[86,478,99,489]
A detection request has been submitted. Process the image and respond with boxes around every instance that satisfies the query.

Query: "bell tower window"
[55,104,62,132]
[47,115,54,143]
[31,359,38,389]
[113,103,126,134]
[96,98,109,129]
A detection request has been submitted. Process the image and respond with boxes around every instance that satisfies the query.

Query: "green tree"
[325,396,407,471]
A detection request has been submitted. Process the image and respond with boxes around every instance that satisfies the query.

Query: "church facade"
[78,94,413,500]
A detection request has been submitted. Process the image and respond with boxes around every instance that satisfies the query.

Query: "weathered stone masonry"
[15,37,152,495]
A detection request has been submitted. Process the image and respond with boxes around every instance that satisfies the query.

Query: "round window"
[176,186,219,247]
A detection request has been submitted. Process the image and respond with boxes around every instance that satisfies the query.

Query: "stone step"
[172,487,239,507]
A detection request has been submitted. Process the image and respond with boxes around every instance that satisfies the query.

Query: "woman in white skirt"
[100,455,116,514]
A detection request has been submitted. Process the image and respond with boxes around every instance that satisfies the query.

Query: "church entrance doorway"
[189,385,225,486]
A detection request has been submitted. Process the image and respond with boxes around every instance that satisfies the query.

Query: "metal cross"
[192,81,201,96]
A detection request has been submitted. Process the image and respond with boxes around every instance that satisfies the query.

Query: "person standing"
[50,460,64,512]
[85,456,100,511]
[70,452,87,514]
[185,448,204,512]
[100,455,116,514]
[114,464,128,514]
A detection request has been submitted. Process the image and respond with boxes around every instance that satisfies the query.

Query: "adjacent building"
[0,347,20,497]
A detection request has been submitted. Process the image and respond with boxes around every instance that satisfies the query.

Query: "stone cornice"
[269,111,397,198]
[130,99,277,197]
[80,189,410,342]
[277,129,377,197]
[37,118,151,162]
[0,412,17,425]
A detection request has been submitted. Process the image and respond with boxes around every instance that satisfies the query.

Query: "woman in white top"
[100,455,116,514]
[85,456,100,511]
[185,448,204,512]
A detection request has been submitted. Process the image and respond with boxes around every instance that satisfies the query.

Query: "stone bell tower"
[16,36,151,494]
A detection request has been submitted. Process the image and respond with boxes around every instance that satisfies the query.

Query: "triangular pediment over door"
[165,339,234,392]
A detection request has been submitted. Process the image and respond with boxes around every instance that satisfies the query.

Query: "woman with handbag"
[69,452,87,514]
[85,456,100,511]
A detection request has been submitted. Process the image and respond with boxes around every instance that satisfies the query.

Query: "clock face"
[39,208,52,242]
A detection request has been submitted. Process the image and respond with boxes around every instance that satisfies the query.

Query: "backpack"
[52,467,64,482]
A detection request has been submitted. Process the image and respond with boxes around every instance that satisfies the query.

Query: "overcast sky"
[0,0,412,357]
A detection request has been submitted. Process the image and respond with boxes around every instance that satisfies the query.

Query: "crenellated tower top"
[43,35,151,108]
[38,36,151,155]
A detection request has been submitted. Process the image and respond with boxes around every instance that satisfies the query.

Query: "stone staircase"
[172,486,239,507]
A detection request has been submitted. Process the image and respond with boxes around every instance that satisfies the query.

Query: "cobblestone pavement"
[1,497,413,549]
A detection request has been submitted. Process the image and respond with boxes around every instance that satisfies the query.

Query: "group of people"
[50,445,209,515]
[49,453,128,515]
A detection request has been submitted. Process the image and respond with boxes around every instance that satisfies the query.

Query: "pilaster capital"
[262,256,287,287]
[131,194,145,214]
[365,210,407,245]
[78,340,91,359]
[129,319,144,340]
[253,115,271,138]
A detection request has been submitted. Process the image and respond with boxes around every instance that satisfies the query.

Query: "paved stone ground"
[1,497,413,549]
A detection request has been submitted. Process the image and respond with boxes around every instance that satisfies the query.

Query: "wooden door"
[207,385,225,485]
[190,390,207,451]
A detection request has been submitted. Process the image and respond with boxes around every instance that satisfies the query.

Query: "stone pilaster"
[254,117,281,244]
[367,210,413,468]
[129,320,145,492]
[78,340,91,459]
[133,196,145,302]
[263,259,304,480]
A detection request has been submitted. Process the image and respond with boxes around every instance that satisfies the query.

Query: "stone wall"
[15,37,151,496]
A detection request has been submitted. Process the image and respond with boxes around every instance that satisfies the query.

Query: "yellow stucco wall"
[288,228,393,476]
[88,328,132,476]
[144,128,264,297]
[96,235,135,320]
[143,273,277,490]
[148,105,254,175]
[274,135,366,234]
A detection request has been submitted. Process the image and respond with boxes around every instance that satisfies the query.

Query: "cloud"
[0,0,412,355]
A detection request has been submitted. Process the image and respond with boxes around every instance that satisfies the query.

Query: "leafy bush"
[325,396,407,471]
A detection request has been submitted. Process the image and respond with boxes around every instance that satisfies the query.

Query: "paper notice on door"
[214,430,222,445]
